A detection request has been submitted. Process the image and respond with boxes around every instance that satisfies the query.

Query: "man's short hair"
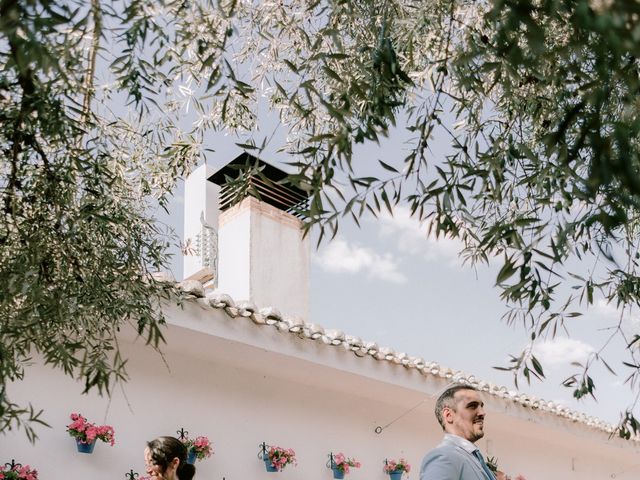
[434,385,478,429]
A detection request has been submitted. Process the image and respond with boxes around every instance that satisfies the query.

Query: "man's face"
[443,389,486,443]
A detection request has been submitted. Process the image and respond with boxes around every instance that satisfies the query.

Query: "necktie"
[472,450,496,480]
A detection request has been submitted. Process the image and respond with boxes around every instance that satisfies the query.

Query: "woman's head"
[145,436,196,480]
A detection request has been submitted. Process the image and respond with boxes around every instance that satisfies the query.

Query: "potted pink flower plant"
[67,413,115,454]
[384,458,411,480]
[182,435,213,464]
[262,445,296,472]
[329,452,361,479]
[0,464,38,480]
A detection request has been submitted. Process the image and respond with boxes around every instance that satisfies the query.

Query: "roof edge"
[156,274,633,442]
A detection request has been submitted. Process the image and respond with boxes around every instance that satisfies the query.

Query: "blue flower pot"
[332,467,345,479]
[264,457,278,472]
[389,472,403,480]
[187,448,197,465]
[76,439,96,454]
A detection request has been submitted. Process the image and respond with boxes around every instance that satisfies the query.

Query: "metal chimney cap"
[207,152,309,215]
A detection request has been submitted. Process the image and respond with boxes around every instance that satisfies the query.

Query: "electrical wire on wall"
[374,384,454,434]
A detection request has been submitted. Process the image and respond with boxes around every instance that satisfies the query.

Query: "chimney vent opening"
[208,153,309,218]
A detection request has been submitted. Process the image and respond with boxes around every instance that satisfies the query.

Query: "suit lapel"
[452,444,493,480]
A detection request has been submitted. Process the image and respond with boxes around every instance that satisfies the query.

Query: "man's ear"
[443,406,454,424]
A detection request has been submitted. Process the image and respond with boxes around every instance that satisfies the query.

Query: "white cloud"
[593,298,619,318]
[532,338,595,368]
[592,299,640,345]
[377,206,464,266]
[313,237,407,284]
[623,316,640,339]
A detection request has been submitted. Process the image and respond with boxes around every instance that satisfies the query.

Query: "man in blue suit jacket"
[420,385,499,480]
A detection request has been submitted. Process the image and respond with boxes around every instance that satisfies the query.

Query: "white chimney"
[183,154,310,320]
[183,164,220,284]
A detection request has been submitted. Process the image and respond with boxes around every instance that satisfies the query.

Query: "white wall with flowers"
[1,300,639,480]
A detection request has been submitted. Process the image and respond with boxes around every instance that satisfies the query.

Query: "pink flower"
[68,414,88,433]
[67,413,115,446]
[96,425,116,445]
[19,466,38,480]
[332,453,360,473]
[0,464,39,480]
[265,445,296,471]
[384,458,411,474]
[182,435,213,460]
[86,426,98,442]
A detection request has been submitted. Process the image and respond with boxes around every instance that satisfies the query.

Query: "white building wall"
[1,301,637,480]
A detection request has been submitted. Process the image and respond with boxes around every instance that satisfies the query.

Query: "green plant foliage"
[0,0,197,441]
[4,0,640,440]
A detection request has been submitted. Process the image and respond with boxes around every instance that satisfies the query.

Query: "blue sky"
[157,126,634,427]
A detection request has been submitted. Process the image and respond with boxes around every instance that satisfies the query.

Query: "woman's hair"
[147,436,196,480]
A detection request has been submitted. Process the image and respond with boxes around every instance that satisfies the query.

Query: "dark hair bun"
[178,462,196,480]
